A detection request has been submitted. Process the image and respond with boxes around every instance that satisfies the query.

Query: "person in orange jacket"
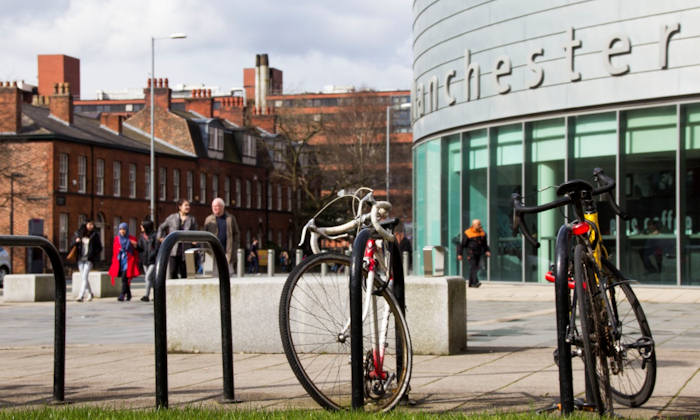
[457,219,491,288]
[108,222,141,301]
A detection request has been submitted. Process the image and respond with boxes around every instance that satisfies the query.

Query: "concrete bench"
[3,274,56,302]
[71,271,121,298]
[166,275,466,355]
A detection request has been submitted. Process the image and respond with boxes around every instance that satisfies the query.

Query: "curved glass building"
[411,1,700,286]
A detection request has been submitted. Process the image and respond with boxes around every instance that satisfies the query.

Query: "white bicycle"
[278,188,412,411]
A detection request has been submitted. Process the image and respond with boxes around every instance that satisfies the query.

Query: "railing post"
[267,249,275,276]
[402,250,410,277]
[236,248,244,277]
[153,231,236,408]
[349,228,372,409]
[0,235,66,403]
[554,225,574,414]
[295,248,303,265]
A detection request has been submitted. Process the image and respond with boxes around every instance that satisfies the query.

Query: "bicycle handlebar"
[512,168,628,248]
[371,201,395,242]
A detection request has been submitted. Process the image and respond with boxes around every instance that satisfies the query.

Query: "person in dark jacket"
[73,220,103,302]
[137,219,159,302]
[457,219,491,288]
[203,198,240,277]
[157,198,198,279]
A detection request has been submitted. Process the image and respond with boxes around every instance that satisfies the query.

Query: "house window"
[145,165,150,199]
[224,176,231,206]
[208,126,224,152]
[129,218,138,235]
[96,159,104,195]
[277,184,282,211]
[245,180,252,208]
[212,174,219,200]
[58,153,68,192]
[267,183,273,210]
[128,164,136,198]
[187,171,194,201]
[59,213,68,252]
[287,186,292,211]
[173,169,180,201]
[113,161,121,197]
[113,217,121,236]
[159,167,167,201]
[78,214,87,227]
[78,155,87,193]
[235,178,242,207]
[256,181,262,209]
[199,173,206,204]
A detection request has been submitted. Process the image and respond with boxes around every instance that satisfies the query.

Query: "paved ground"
[1,280,699,417]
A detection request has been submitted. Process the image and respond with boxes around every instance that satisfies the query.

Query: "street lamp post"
[150,33,186,223]
[385,102,411,202]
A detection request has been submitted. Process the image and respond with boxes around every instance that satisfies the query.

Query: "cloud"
[1,0,411,98]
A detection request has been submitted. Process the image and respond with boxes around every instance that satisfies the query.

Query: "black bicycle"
[512,168,656,415]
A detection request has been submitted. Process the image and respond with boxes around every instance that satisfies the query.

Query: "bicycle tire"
[605,277,657,407]
[574,244,614,415]
[278,252,412,412]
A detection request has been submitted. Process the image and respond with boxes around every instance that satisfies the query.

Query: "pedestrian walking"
[157,198,198,279]
[136,219,159,302]
[279,249,290,272]
[108,222,141,301]
[72,220,103,302]
[457,219,491,288]
[204,197,240,276]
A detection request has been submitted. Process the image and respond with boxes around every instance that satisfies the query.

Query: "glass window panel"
[492,124,523,282]
[461,129,488,280]
[527,118,565,283]
[571,112,617,258]
[683,104,700,285]
[621,106,676,285]
[445,134,461,276]
[413,144,427,274]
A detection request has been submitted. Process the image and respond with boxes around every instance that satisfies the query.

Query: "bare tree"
[320,90,388,193]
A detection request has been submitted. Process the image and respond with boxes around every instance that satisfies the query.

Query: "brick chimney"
[216,96,245,126]
[144,77,172,111]
[99,113,124,134]
[49,82,73,125]
[185,88,213,118]
[0,81,21,134]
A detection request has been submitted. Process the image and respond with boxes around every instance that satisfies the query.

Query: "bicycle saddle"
[556,179,594,197]
[379,217,400,230]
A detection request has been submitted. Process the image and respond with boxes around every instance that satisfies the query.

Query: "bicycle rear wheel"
[605,276,656,407]
[574,244,613,415]
[278,252,412,412]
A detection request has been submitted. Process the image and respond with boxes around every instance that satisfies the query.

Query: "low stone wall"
[166,275,466,355]
[3,274,56,302]
[71,271,121,298]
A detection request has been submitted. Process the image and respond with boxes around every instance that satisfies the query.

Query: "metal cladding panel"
[411,0,700,141]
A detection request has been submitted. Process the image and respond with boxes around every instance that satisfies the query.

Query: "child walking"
[109,222,141,301]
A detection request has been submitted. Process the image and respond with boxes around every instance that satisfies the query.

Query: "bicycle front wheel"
[278,252,412,412]
[574,244,613,415]
[606,277,656,407]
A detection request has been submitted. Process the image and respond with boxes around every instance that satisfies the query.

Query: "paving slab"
[0,281,698,417]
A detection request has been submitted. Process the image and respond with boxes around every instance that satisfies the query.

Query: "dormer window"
[208,126,224,152]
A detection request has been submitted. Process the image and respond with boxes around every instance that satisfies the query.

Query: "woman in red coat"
[108,222,141,301]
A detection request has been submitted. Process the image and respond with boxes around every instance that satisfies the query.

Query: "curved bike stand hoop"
[0,235,66,403]
[349,228,371,409]
[348,228,408,410]
[154,231,236,408]
[554,225,574,414]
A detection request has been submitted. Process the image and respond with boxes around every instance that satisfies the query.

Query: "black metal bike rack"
[153,231,235,408]
[553,225,574,414]
[348,228,406,409]
[0,235,66,403]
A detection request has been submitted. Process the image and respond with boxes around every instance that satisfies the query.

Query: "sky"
[1,0,413,99]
